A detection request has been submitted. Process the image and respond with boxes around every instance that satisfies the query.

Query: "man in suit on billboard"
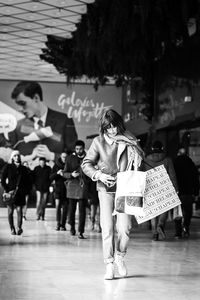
[9,81,78,165]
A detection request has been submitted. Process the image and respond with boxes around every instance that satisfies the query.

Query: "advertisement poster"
[0,80,122,169]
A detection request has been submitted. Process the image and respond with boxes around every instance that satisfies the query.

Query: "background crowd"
[2,137,199,238]
[1,134,200,279]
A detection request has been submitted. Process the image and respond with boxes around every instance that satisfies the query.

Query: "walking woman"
[82,109,144,280]
[1,150,31,235]
[22,161,33,220]
[50,152,68,231]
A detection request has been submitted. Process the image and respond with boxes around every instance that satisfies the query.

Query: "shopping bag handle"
[126,153,139,171]
[126,155,154,171]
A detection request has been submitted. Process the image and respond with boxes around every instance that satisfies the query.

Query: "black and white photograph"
[0,1,200,300]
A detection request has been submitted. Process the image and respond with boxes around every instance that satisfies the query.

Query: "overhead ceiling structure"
[0,0,95,82]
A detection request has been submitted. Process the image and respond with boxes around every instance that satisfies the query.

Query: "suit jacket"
[9,108,77,160]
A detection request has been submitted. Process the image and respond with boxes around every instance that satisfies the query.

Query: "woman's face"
[106,124,118,138]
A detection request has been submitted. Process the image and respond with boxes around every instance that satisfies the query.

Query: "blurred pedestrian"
[63,140,88,239]
[87,179,101,232]
[33,157,51,220]
[1,150,31,235]
[22,161,33,220]
[50,152,68,231]
[143,140,178,241]
[173,147,200,238]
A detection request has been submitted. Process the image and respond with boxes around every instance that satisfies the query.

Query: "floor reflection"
[0,208,200,300]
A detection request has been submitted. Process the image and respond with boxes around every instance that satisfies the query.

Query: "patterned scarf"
[109,130,144,171]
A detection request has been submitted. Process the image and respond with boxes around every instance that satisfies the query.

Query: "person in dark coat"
[143,140,178,241]
[173,147,200,238]
[50,152,68,231]
[1,150,31,235]
[63,140,88,239]
[22,161,33,220]
[87,179,101,232]
[33,157,51,220]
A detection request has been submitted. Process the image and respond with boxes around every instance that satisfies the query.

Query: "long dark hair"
[99,109,126,135]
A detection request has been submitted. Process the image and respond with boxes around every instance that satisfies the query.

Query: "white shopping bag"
[114,154,146,216]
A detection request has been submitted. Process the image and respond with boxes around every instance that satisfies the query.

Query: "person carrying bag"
[1,150,31,235]
[82,109,144,280]
[2,173,21,206]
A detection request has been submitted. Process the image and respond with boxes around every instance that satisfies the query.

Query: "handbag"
[65,177,85,200]
[2,173,21,206]
[66,180,85,199]
[2,190,16,205]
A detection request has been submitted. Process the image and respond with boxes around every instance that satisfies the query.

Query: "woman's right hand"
[99,173,116,187]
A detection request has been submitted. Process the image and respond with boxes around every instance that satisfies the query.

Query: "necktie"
[37,119,44,128]
[34,119,44,130]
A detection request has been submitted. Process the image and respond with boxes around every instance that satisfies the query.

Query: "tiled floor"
[0,208,200,300]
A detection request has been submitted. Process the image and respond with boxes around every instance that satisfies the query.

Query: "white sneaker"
[115,255,128,277]
[104,263,114,280]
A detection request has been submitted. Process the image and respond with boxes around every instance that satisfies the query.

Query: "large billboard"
[0,80,122,168]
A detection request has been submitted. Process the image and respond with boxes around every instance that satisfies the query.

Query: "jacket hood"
[145,152,166,163]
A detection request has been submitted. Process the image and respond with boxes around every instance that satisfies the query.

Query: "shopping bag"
[135,164,181,224]
[115,170,146,215]
[114,154,146,215]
